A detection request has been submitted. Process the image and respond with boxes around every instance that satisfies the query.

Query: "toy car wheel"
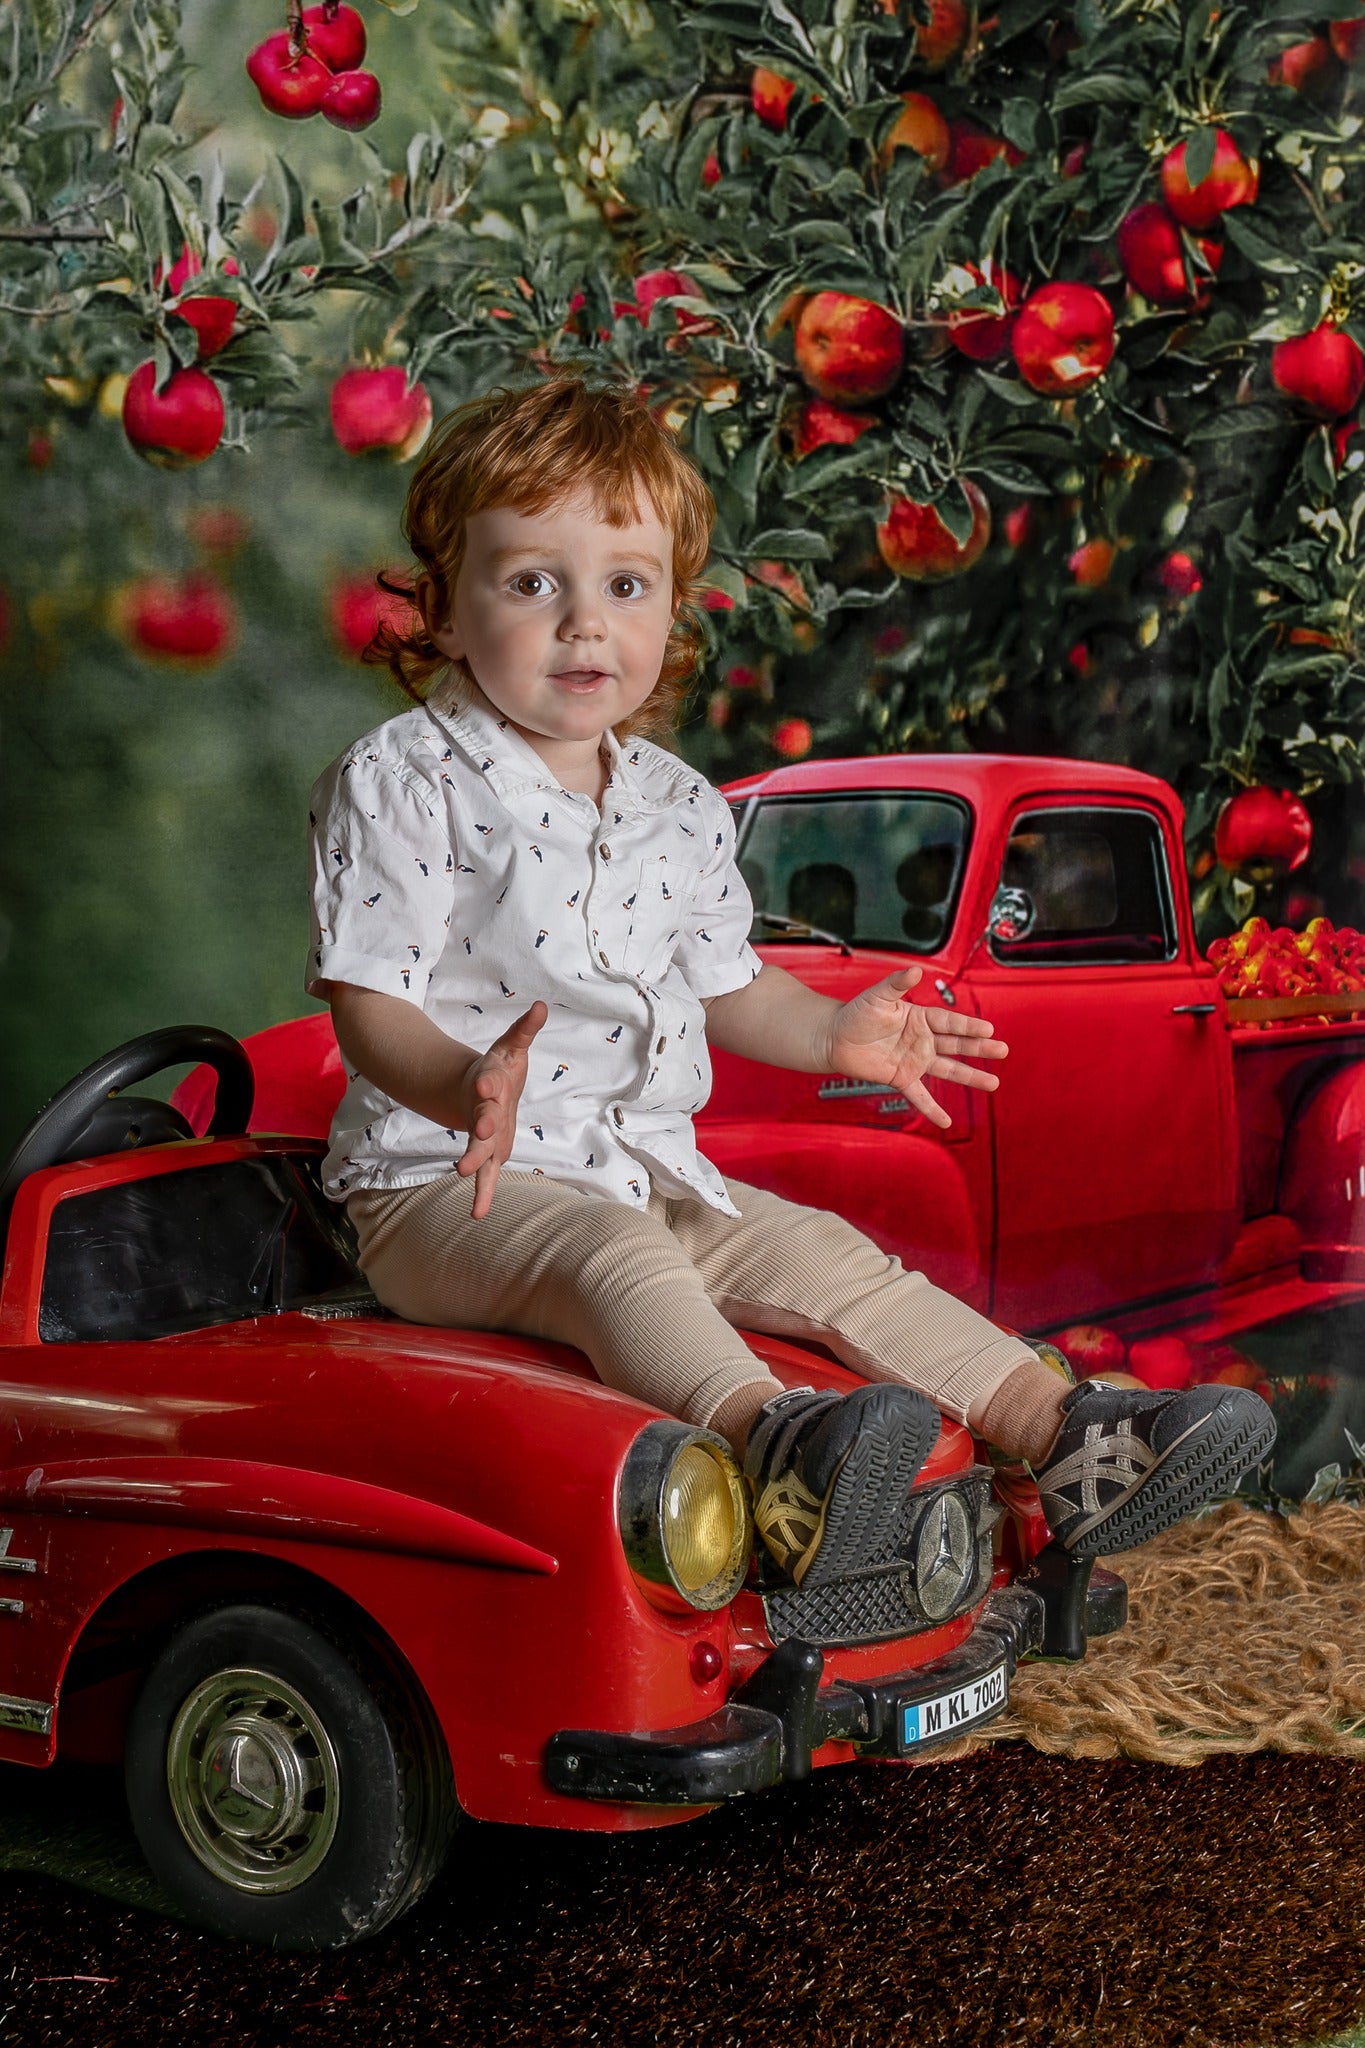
[124,1603,458,1950]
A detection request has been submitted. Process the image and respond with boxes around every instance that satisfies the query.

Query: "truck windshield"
[735,795,970,953]
[38,1154,362,1343]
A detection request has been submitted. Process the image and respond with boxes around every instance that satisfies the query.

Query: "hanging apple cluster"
[246,4,381,131]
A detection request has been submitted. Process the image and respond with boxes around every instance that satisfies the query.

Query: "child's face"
[427,486,676,767]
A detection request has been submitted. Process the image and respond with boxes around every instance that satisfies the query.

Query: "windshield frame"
[732,789,974,956]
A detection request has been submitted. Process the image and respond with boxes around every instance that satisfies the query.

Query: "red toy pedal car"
[0,1026,1120,1950]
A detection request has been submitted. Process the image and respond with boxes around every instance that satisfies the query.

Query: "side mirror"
[988,885,1036,944]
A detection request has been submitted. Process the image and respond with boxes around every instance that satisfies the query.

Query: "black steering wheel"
[0,1025,254,1215]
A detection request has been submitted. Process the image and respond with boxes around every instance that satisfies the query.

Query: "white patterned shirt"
[306,686,762,1212]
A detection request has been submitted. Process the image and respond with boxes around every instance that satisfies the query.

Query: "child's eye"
[610,574,646,599]
[511,572,550,596]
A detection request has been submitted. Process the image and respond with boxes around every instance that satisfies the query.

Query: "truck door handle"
[1171,1002,1217,1015]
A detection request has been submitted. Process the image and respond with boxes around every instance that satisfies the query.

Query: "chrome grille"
[760,1467,999,1649]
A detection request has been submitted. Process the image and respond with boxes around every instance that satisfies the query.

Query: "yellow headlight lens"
[662,1442,747,1596]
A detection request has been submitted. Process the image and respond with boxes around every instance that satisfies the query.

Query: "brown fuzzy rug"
[0,1505,1363,2048]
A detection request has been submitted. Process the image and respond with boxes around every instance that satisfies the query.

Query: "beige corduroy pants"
[346,1169,1037,1435]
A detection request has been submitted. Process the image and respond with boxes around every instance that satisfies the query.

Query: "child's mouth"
[552,669,607,691]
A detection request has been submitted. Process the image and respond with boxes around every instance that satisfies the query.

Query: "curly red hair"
[366,371,717,743]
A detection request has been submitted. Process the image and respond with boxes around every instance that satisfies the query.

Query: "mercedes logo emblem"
[911,1489,979,1621]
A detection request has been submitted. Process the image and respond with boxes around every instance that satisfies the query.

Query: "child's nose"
[558,584,607,634]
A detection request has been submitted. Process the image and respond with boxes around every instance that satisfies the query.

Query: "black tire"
[123,1603,458,1950]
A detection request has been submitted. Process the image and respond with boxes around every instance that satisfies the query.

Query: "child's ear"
[416,573,462,658]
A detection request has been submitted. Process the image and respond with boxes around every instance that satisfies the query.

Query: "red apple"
[327,572,419,658]
[701,589,735,612]
[122,360,224,467]
[1329,15,1365,63]
[877,481,992,581]
[329,366,432,457]
[1215,787,1313,871]
[322,69,381,130]
[614,269,708,334]
[186,505,250,556]
[1117,202,1222,308]
[1004,503,1034,548]
[158,245,242,359]
[904,0,969,71]
[1159,551,1202,597]
[1268,35,1337,90]
[1069,537,1115,587]
[1053,1324,1128,1380]
[302,3,366,69]
[245,32,333,118]
[1011,281,1115,394]
[1271,325,1365,419]
[940,119,1023,186]
[1161,129,1259,230]
[1126,1333,1195,1391]
[944,259,1023,360]
[879,92,950,172]
[794,399,878,455]
[772,717,813,759]
[751,68,795,130]
[120,571,237,665]
[794,291,904,403]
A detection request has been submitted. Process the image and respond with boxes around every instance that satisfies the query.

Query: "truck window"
[38,1155,361,1343]
[735,795,970,952]
[991,806,1177,965]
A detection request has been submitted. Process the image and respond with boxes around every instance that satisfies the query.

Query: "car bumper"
[544,1585,1044,1807]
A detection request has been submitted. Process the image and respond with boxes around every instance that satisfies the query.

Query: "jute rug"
[954,1498,1365,1764]
[0,1503,1362,2048]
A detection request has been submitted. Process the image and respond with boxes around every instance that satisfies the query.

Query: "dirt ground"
[0,1743,1361,2048]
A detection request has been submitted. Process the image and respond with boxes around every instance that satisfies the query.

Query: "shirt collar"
[425,684,694,815]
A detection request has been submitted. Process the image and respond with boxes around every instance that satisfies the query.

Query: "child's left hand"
[822,966,1007,1130]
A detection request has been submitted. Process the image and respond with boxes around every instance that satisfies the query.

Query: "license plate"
[900,1658,1008,1749]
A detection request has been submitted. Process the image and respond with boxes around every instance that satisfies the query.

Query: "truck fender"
[698,1123,984,1305]
[1278,1059,1365,1282]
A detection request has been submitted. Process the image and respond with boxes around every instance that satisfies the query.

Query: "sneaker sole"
[1065,1400,1277,1559]
[798,1388,941,1590]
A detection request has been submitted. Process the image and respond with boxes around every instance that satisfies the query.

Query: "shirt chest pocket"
[619,851,704,978]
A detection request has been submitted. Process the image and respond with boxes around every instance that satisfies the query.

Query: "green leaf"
[965,456,1043,492]
[746,527,833,560]
[933,482,977,546]
[1220,209,1306,278]
[973,368,1038,408]
[1184,127,1218,190]
[1052,72,1149,110]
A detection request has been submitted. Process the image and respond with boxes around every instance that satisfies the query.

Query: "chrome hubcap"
[166,1668,341,1893]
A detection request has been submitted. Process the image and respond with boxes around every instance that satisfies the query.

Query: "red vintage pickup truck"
[710,751,1365,1362]
[0,748,1355,1951]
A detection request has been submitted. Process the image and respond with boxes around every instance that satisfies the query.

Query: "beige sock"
[708,1378,786,1458]
[973,1356,1072,1467]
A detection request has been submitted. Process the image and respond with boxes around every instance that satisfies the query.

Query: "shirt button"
[655,1035,667,1052]
[612,1107,625,1126]
[598,949,610,967]
[599,844,612,861]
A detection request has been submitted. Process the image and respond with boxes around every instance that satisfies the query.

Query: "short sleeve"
[671,788,763,999]
[306,749,455,1007]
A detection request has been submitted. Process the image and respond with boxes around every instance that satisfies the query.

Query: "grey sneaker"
[743,1383,941,1589]
[1032,1378,1276,1558]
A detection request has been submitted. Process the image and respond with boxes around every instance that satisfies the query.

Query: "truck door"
[962,801,1239,1329]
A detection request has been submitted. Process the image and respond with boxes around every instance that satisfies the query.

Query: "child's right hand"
[456,1002,548,1219]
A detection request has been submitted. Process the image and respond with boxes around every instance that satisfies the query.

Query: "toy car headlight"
[618,1421,752,1612]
